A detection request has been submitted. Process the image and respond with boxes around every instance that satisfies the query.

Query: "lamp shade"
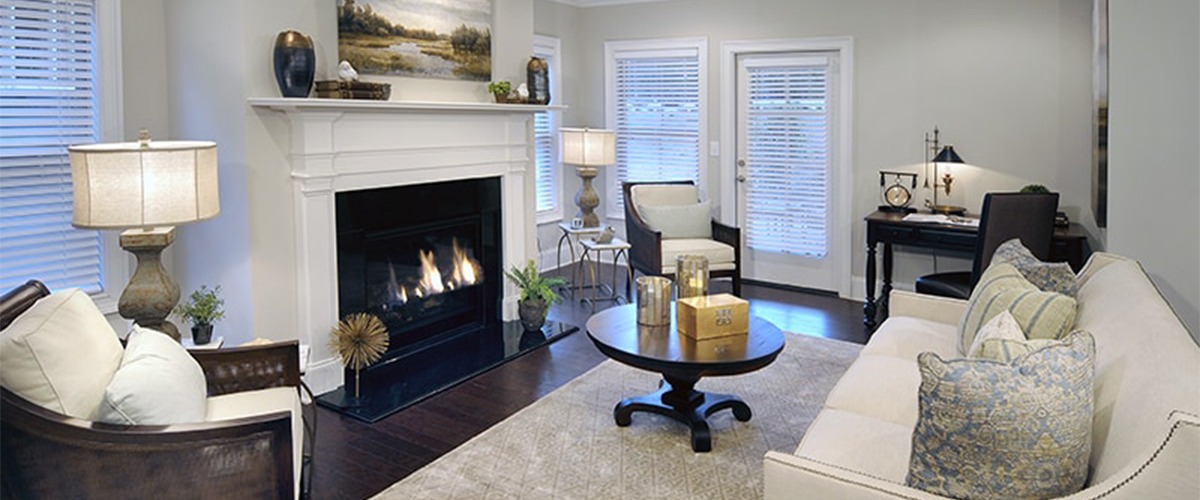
[69,140,219,228]
[561,128,616,167]
[932,145,964,164]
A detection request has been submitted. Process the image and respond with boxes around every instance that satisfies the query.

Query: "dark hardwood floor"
[310,266,868,499]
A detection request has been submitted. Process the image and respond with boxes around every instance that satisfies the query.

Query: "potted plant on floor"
[176,285,225,345]
[504,259,567,332]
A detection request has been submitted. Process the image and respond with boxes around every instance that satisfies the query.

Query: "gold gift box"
[676,293,749,340]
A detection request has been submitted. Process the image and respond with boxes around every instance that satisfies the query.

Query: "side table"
[555,222,603,296]
[578,237,634,311]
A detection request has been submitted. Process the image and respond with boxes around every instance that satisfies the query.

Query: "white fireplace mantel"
[249,97,560,395]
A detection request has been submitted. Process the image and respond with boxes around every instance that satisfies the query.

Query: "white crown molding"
[547,0,671,7]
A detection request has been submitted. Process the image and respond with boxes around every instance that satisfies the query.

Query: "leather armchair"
[0,280,308,499]
[623,181,742,296]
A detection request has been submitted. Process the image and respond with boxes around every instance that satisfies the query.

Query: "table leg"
[881,242,894,321]
[613,373,751,452]
[620,249,633,300]
[864,241,878,330]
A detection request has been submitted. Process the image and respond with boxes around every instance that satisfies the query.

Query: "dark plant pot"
[192,323,213,345]
[518,299,549,332]
[273,30,315,98]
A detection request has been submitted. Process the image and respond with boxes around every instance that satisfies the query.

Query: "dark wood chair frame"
[1,280,308,499]
[622,181,742,296]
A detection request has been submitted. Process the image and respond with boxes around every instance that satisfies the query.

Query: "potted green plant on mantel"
[488,80,512,103]
[176,285,225,345]
[504,259,567,331]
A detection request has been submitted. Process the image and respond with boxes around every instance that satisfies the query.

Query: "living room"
[1,0,1197,498]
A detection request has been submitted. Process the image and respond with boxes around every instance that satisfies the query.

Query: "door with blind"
[735,52,840,292]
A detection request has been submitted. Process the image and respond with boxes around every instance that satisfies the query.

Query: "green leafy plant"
[504,260,567,304]
[175,285,225,327]
[1020,184,1051,194]
[487,80,511,95]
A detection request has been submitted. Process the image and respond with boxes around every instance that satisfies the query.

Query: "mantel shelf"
[248,97,565,114]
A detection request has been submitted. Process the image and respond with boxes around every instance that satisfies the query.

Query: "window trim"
[603,37,709,221]
[91,0,128,313]
[533,34,563,224]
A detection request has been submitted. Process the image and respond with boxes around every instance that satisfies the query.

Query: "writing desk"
[864,210,1088,330]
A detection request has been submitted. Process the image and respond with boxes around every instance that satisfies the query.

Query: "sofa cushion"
[637,200,712,239]
[860,316,959,360]
[795,408,914,483]
[207,386,304,495]
[0,288,123,419]
[907,331,1095,499]
[94,326,208,425]
[958,263,1077,355]
[822,354,921,427]
[991,238,1079,297]
[659,238,736,273]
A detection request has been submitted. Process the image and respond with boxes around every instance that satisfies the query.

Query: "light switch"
[709,141,720,157]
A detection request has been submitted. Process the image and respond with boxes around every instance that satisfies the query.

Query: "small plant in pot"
[488,80,512,103]
[504,260,567,332]
[175,285,225,345]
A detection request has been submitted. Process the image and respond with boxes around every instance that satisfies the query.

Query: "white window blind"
[533,36,560,219]
[744,61,830,257]
[0,0,103,293]
[608,43,703,216]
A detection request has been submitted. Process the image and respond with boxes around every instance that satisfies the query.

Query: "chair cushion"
[907,331,1094,499]
[207,386,304,496]
[0,288,123,419]
[629,184,697,207]
[636,200,713,239]
[958,263,1077,355]
[95,326,208,425]
[991,238,1079,297]
[660,239,736,273]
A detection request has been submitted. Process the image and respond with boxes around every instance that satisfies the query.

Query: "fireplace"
[336,177,502,357]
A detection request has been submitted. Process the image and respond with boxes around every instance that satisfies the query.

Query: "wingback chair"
[0,280,308,499]
[623,181,742,296]
[915,192,1059,299]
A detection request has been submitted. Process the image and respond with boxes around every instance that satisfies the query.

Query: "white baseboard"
[849,275,914,303]
[303,356,345,396]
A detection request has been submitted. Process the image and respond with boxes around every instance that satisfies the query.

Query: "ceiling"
[548,0,671,7]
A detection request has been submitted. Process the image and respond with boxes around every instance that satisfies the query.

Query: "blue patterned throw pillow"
[907,331,1095,499]
[991,238,1079,297]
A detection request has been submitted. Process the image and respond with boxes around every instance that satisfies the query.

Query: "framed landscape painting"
[337,0,492,82]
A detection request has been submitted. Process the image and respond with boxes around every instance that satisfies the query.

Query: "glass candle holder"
[636,276,672,326]
[676,255,709,299]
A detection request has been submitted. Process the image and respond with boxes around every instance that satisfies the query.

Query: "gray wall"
[1107,0,1200,338]
[534,0,1096,296]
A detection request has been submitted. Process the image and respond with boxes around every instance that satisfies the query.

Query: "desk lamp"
[561,128,616,228]
[70,129,219,340]
[924,127,966,215]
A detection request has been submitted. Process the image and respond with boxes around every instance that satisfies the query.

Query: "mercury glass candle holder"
[636,276,672,326]
[676,255,709,299]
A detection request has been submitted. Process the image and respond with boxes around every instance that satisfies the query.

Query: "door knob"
[736,174,747,182]
[736,159,746,167]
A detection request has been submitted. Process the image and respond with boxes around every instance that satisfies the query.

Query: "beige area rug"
[373,333,862,500]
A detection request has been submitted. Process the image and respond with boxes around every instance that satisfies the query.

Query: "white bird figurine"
[338,60,359,82]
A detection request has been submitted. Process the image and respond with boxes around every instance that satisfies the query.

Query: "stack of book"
[314,80,391,100]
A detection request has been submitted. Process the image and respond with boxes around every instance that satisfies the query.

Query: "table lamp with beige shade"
[560,128,616,228]
[69,129,219,340]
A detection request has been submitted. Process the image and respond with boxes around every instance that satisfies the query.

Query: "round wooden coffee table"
[586,303,786,452]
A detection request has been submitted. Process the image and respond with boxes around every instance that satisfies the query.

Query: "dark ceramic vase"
[527,56,550,105]
[192,323,213,345]
[273,30,315,98]
[518,299,549,332]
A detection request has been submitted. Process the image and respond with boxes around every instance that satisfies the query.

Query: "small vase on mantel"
[273,30,315,98]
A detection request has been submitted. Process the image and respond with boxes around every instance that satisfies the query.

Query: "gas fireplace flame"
[387,260,407,305]
[418,249,445,296]
[383,238,483,307]
[449,238,480,290]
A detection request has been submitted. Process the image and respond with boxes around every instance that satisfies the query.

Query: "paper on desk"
[902,213,980,227]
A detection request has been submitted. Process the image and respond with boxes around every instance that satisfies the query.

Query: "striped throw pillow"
[958,263,1077,355]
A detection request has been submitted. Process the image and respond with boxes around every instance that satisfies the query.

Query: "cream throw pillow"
[958,263,1077,355]
[95,326,208,425]
[966,309,1025,357]
[636,200,712,239]
[0,288,123,419]
[908,331,1095,499]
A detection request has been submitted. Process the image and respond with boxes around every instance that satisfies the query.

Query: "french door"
[735,52,841,292]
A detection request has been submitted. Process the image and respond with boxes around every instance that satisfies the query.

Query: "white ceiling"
[547,0,672,7]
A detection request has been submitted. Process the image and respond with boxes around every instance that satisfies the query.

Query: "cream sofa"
[765,253,1200,499]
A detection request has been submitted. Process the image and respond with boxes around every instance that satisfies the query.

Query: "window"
[605,37,707,219]
[0,0,123,303]
[533,35,561,222]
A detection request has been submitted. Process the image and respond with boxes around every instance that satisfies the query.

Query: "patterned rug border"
[373,332,862,499]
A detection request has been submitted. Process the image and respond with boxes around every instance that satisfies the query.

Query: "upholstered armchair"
[0,280,307,499]
[623,181,742,296]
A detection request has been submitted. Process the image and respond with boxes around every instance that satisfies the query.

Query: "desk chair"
[623,181,742,296]
[915,192,1058,299]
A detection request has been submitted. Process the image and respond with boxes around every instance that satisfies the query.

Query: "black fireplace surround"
[323,177,576,422]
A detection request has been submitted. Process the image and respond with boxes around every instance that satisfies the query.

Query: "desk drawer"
[917,229,975,251]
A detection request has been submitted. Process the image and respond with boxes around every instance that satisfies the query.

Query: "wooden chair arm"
[712,219,740,248]
[1,387,293,499]
[192,341,301,397]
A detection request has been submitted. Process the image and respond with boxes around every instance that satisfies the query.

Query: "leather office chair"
[623,181,742,296]
[915,192,1059,299]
